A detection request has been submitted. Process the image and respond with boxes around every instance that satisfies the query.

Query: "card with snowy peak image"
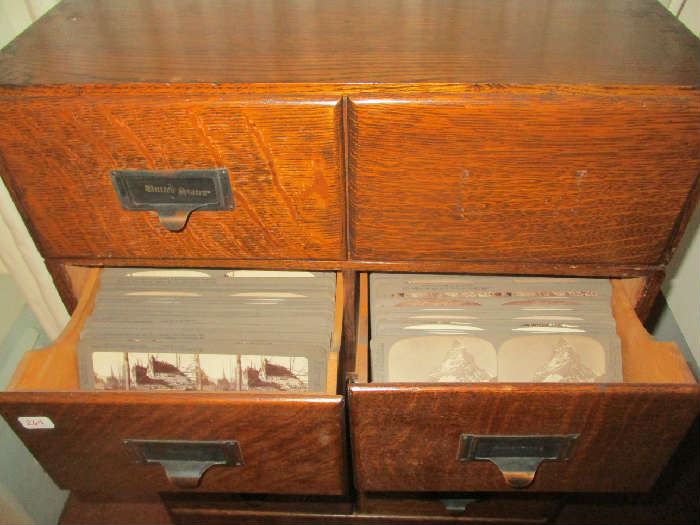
[368,272,621,383]
[498,335,616,383]
[239,355,310,391]
[371,336,497,383]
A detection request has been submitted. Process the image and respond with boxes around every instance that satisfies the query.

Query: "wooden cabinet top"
[0,0,699,87]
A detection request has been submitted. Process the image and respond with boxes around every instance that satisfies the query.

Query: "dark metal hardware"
[111,169,234,231]
[124,439,244,489]
[458,434,578,488]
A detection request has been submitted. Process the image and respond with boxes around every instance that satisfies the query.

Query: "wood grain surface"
[348,89,700,266]
[611,279,696,384]
[356,493,559,521]
[552,417,700,525]
[631,271,665,323]
[0,0,698,86]
[60,493,173,525]
[348,383,700,493]
[0,391,347,495]
[168,510,549,525]
[8,267,99,391]
[46,258,666,278]
[163,493,353,517]
[341,270,359,389]
[0,0,698,514]
[348,273,699,492]
[8,267,343,394]
[0,92,344,260]
[46,259,80,313]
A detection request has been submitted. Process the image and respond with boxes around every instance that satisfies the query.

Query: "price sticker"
[17,416,55,430]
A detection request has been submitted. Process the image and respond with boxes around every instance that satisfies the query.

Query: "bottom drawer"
[357,492,559,522]
[0,267,348,495]
[349,274,700,493]
[165,493,353,525]
[166,493,554,524]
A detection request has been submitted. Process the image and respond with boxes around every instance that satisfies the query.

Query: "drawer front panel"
[0,392,347,495]
[348,91,700,265]
[357,493,558,521]
[348,383,700,492]
[0,94,344,260]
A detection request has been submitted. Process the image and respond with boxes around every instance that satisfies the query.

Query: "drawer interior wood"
[349,273,700,493]
[0,266,349,495]
[7,266,344,395]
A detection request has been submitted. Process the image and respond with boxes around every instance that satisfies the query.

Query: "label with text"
[111,169,234,210]
[17,416,55,430]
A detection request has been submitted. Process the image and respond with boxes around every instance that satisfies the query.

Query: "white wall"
[660,0,700,365]
[0,0,68,341]
[0,0,59,49]
[0,4,66,524]
[664,0,700,34]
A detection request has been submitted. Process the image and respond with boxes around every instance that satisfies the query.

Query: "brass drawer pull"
[124,439,244,489]
[458,434,578,489]
[111,169,235,231]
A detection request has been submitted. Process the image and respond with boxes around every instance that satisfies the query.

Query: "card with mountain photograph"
[369,273,622,383]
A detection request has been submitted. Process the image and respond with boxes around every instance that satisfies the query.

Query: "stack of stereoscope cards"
[369,274,622,383]
[78,269,336,392]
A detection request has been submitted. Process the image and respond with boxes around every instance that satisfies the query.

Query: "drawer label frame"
[458,433,579,489]
[111,168,235,231]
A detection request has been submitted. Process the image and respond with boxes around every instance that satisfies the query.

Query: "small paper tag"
[17,416,55,430]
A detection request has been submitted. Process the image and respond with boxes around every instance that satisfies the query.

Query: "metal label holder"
[124,439,244,489]
[458,433,579,488]
[111,169,234,232]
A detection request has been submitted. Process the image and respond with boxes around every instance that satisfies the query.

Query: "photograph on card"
[92,351,129,390]
[240,355,310,391]
[198,354,239,391]
[498,335,608,383]
[127,352,199,390]
[374,335,497,383]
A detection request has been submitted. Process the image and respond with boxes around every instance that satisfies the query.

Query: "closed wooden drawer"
[357,492,559,523]
[164,494,353,525]
[348,274,700,493]
[0,90,345,261]
[348,89,700,266]
[0,268,348,496]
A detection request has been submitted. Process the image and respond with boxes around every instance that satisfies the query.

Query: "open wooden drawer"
[0,267,348,496]
[348,273,700,493]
